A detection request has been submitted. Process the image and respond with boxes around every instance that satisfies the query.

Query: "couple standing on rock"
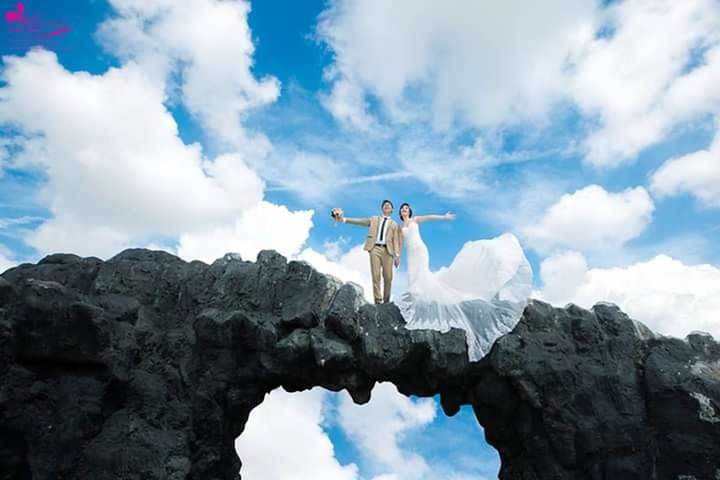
[331,198,534,362]
[331,199,454,305]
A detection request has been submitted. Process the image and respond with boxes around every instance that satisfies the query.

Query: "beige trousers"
[370,245,393,304]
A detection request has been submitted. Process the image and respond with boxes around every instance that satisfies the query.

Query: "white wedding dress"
[397,220,533,362]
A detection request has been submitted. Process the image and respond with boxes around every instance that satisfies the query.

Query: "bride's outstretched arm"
[414,212,456,224]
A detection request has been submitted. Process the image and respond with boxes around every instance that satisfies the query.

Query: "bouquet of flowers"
[330,207,343,222]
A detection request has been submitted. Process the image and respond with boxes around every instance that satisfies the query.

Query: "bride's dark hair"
[399,202,413,220]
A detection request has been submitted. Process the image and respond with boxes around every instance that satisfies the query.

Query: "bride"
[396,202,533,361]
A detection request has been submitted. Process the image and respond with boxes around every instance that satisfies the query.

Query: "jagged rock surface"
[0,248,718,479]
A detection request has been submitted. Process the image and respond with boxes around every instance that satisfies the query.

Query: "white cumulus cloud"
[337,382,436,480]
[235,388,360,480]
[571,0,720,166]
[650,123,720,208]
[0,49,272,259]
[317,0,598,130]
[176,201,314,264]
[317,0,720,168]
[97,0,280,153]
[537,251,720,339]
[0,0,329,264]
[522,184,654,254]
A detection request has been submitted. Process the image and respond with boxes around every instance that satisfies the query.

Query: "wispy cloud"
[0,215,46,229]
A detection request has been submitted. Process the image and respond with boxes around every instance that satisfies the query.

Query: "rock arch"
[0,249,718,479]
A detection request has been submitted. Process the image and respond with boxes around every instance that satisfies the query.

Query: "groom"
[332,200,401,304]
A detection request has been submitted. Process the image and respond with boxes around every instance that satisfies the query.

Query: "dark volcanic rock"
[1,248,718,479]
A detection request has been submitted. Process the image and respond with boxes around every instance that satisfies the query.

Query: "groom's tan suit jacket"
[344,215,401,304]
[344,216,401,257]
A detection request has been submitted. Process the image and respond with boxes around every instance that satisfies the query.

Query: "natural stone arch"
[233,382,493,480]
[0,248,718,479]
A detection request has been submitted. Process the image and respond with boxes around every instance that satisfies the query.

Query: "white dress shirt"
[375,216,390,245]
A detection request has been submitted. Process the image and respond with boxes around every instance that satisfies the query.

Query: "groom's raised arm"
[332,207,371,226]
[330,208,370,227]
[343,216,371,226]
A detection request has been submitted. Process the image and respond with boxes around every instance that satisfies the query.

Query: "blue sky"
[1,0,720,478]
